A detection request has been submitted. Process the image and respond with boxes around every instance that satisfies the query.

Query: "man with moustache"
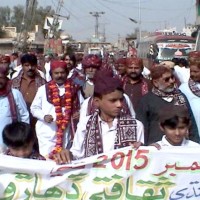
[68,54,102,101]
[81,54,102,99]
[179,53,200,137]
[12,54,46,151]
[31,60,77,158]
[12,54,46,111]
[123,57,152,109]
[0,65,29,152]
[136,65,199,145]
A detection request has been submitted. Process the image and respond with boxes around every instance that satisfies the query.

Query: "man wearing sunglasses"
[136,64,199,145]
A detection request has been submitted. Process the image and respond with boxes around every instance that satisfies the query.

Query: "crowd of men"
[0,50,200,162]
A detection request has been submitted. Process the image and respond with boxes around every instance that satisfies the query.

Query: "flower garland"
[48,80,72,159]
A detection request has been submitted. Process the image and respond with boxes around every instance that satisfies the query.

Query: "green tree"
[34,6,55,30]
[10,5,24,32]
[0,2,55,39]
[0,6,11,27]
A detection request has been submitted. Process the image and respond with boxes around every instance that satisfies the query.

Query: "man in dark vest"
[136,64,199,145]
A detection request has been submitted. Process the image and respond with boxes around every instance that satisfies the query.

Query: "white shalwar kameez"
[31,84,71,157]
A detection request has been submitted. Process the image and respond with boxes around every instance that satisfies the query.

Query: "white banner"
[1,147,200,199]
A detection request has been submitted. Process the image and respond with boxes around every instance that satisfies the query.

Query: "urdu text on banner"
[0,146,200,200]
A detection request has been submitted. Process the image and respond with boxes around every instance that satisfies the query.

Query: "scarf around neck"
[84,110,137,157]
[152,86,186,106]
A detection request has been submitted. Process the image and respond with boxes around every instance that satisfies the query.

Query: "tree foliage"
[34,6,55,29]
[10,5,24,32]
[0,6,11,27]
[0,1,55,34]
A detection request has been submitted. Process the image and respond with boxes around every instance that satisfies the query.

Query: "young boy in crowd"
[151,105,199,149]
[54,70,144,164]
[2,122,45,160]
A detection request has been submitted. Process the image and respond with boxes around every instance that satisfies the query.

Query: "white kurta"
[174,65,190,84]
[179,82,200,136]
[0,89,29,150]
[71,116,144,159]
[156,136,200,147]
[30,84,71,157]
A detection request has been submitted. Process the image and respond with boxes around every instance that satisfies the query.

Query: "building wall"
[0,43,13,54]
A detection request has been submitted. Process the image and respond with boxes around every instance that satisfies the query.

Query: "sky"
[1,0,197,42]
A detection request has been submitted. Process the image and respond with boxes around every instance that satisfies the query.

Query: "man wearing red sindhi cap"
[123,57,152,110]
[31,60,79,159]
[67,54,102,101]
[114,57,127,78]
[81,54,102,99]
[54,70,144,164]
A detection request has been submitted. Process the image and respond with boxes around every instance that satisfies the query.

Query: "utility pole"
[138,0,141,42]
[118,34,121,48]
[48,0,64,39]
[17,0,36,52]
[89,12,105,39]
[99,22,109,42]
[184,17,187,28]
[44,0,70,54]
[102,23,106,42]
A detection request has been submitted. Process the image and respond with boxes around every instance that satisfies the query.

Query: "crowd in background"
[0,49,200,163]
